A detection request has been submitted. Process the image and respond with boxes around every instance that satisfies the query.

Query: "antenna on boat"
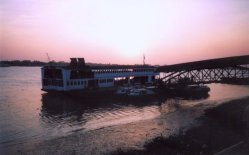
[46,53,52,66]
[46,53,51,62]
[143,54,145,65]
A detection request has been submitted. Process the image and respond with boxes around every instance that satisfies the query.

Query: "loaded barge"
[41,58,159,95]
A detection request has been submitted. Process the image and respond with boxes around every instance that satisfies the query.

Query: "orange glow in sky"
[1,0,249,64]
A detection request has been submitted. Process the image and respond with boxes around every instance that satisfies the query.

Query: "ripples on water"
[41,94,162,133]
[0,67,249,154]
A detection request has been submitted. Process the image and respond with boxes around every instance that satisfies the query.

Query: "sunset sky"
[1,0,249,65]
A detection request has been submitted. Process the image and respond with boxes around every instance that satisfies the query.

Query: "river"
[0,67,249,154]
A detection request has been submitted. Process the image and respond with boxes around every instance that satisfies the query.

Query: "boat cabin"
[41,58,159,92]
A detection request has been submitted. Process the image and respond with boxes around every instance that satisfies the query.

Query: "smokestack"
[70,58,77,67]
[78,58,85,66]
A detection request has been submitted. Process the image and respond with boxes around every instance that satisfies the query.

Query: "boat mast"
[46,53,51,66]
[143,54,145,65]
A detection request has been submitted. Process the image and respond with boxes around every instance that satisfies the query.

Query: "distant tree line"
[0,60,69,66]
[0,60,150,67]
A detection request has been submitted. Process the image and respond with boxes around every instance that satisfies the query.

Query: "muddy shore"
[112,97,249,155]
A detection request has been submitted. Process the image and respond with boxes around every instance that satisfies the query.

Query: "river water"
[0,67,249,154]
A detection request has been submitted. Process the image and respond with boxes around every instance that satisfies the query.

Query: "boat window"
[74,81,77,85]
[81,81,84,85]
[78,81,80,85]
[70,70,94,79]
[71,81,73,85]
[43,79,63,87]
[107,79,113,83]
[99,79,106,83]
[44,69,62,79]
[67,81,69,86]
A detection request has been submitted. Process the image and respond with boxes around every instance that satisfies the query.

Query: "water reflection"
[41,93,163,116]
[175,93,210,100]
[40,92,209,134]
[41,94,164,131]
[37,92,211,154]
[41,92,210,118]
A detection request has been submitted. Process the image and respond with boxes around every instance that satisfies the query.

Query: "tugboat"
[158,77,211,99]
[178,84,210,96]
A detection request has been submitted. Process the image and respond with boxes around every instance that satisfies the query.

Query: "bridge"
[156,55,249,86]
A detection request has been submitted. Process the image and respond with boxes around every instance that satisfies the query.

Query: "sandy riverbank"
[112,96,249,155]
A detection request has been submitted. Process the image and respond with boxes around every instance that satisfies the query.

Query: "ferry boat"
[41,58,159,95]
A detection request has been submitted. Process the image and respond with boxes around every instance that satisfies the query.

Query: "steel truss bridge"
[156,55,249,86]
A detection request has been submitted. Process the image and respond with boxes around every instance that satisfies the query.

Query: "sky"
[1,0,249,65]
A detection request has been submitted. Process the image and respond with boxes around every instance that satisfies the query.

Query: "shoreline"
[2,96,249,155]
[112,96,249,155]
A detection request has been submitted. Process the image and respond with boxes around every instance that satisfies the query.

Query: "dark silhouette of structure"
[156,55,249,85]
